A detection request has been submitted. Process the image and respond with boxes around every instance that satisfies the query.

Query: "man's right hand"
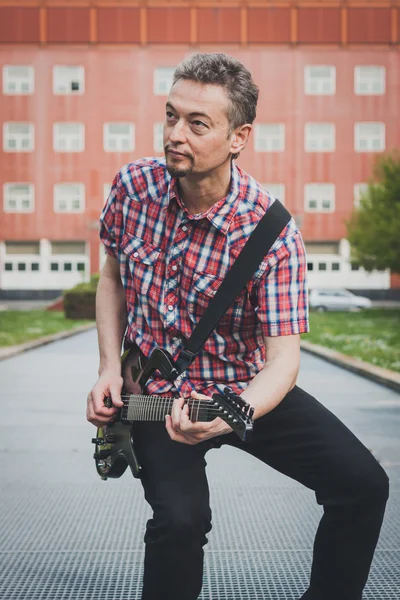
[86,371,124,427]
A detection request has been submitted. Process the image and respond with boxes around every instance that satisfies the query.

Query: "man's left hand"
[165,391,233,445]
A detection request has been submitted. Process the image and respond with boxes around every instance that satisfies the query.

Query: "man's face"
[164,79,235,178]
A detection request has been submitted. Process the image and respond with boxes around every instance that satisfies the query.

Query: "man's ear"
[230,124,252,155]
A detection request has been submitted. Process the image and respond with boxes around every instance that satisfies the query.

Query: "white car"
[309,289,372,312]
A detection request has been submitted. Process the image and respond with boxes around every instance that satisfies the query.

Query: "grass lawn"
[303,309,400,373]
[0,310,94,347]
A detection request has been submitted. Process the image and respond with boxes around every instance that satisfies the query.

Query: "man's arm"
[86,255,127,427]
[166,334,300,444]
[240,333,300,419]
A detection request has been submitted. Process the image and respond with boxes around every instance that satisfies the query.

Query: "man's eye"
[166,112,176,119]
[192,121,206,127]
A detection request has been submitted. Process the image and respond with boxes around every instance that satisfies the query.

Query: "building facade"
[0,0,399,298]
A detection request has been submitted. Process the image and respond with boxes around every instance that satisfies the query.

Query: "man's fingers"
[171,397,185,429]
[165,415,192,445]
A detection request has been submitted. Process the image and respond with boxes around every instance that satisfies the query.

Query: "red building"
[0,0,399,298]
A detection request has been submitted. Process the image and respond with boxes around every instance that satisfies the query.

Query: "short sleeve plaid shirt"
[100,157,309,398]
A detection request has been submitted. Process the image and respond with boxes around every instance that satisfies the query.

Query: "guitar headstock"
[211,387,254,441]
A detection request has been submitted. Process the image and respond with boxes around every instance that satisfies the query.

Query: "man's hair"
[172,53,259,131]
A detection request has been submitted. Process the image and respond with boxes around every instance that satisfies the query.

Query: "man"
[87,53,389,599]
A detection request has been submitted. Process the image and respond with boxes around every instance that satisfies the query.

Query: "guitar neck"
[120,394,215,423]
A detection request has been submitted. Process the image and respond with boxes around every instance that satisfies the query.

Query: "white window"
[3,122,34,152]
[3,183,34,213]
[154,67,176,96]
[154,122,164,152]
[354,66,385,95]
[54,183,85,213]
[254,124,285,152]
[3,65,34,95]
[261,184,285,205]
[305,123,335,152]
[354,183,369,209]
[304,65,336,95]
[103,123,135,152]
[305,184,335,212]
[355,122,385,152]
[54,123,84,152]
[53,65,84,95]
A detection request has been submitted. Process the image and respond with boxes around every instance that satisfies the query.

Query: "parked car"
[309,289,372,312]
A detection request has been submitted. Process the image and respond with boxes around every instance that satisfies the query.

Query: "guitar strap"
[175,199,292,375]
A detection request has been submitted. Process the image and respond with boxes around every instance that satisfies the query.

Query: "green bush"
[63,274,99,320]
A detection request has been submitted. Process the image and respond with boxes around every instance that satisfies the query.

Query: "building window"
[54,183,85,213]
[51,263,59,271]
[3,183,34,213]
[3,122,34,152]
[305,123,335,152]
[304,65,335,95]
[18,263,26,271]
[64,263,72,272]
[261,184,285,205]
[307,262,314,271]
[254,124,285,152]
[54,123,84,152]
[305,184,335,212]
[5,263,13,271]
[318,263,327,271]
[354,122,385,152]
[3,65,34,95]
[53,65,84,95]
[332,263,340,271]
[103,123,135,152]
[154,67,175,95]
[154,122,164,152]
[354,183,369,209]
[31,263,39,271]
[354,66,385,95]
[77,262,85,272]
[351,263,360,271]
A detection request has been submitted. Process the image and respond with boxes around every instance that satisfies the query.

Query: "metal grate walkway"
[1,331,399,599]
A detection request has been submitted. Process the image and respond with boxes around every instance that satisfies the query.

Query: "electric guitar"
[92,344,254,481]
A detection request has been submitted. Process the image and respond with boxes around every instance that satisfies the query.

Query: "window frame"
[54,183,85,213]
[3,65,34,95]
[103,122,135,153]
[304,65,336,96]
[3,183,35,213]
[254,123,285,152]
[3,122,34,152]
[304,183,335,213]
[354,122,385,153]
[53,65,85,95]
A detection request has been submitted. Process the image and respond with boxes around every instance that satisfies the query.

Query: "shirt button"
[182,225,188,232]
[133,252,139,258]
[168,305,174,311]
[172,265,178,271]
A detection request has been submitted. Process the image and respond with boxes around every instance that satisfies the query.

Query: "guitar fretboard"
[120,394,217,423]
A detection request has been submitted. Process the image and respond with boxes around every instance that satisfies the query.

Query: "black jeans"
[133,386,389,600]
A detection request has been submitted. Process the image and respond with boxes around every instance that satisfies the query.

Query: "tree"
[346,152,400,272]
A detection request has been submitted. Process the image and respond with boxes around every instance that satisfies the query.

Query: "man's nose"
[168,120,187,144]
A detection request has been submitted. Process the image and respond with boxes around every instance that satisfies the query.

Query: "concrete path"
[0,330,399,599]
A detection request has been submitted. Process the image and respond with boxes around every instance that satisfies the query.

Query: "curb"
[0,323,96,361]
[301,340,400,394]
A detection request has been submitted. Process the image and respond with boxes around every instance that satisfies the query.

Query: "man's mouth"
[167,149,190,158]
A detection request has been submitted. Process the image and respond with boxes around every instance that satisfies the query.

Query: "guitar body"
[93,345,146,480]
[92,344,254,481]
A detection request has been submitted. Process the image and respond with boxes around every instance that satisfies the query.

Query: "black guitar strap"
[175,199,292,374]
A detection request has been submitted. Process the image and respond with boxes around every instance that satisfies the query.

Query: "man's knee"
[145,500,212,547]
